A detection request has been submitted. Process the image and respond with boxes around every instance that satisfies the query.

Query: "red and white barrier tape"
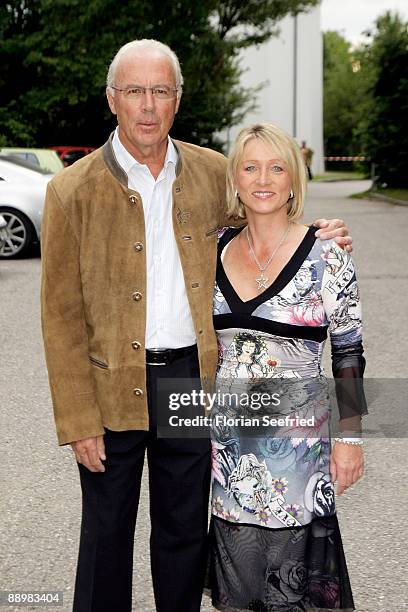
[324,156,367,161]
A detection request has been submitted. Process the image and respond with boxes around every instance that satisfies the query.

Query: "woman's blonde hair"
[226,123,307,220]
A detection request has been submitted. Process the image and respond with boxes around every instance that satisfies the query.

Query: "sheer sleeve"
[321,242,368,436]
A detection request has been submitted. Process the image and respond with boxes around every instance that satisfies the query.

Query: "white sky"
[321,0,408,44]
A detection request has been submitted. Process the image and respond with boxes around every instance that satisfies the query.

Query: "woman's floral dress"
[207,226,366,612]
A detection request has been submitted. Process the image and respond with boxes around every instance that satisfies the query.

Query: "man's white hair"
[106,39,183,96]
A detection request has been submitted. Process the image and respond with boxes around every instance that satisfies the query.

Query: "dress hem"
[204,589,355,612]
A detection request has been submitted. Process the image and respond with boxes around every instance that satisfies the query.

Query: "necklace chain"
[246,223,292,289]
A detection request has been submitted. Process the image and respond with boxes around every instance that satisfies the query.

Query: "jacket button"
[132,291,142,301]
[133,388,143,396]
[134,242,143,252]
[175,186,182,193]
[131,341,141,350]
[129,195,138,204]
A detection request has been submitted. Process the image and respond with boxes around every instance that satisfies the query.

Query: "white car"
[0,214,7,242]
[0,155,54,258]
[0,148,64,174]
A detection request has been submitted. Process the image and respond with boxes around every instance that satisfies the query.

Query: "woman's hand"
[330,442,364,495]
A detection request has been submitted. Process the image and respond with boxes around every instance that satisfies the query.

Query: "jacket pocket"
[89,355,109,370]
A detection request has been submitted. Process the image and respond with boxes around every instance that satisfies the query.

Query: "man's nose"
[141,88,155,111]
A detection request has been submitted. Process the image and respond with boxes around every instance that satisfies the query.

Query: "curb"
[368,192,408,207]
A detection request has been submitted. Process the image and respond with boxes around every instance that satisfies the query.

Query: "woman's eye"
[244,165,256,172]
[271,165,283,172]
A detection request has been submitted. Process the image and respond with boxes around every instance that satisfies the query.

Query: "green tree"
[0,0,319,150]
[357,12,408,188]
[323,31,367,158]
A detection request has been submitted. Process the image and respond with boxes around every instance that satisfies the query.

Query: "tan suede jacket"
[41,134,229,445]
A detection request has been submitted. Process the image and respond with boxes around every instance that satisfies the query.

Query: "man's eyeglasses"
[111,85,179,100]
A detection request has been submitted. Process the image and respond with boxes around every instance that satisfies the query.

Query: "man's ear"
[106,88,117,115]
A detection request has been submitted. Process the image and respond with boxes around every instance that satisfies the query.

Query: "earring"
[288,189,294,199]
[235,189,240,200]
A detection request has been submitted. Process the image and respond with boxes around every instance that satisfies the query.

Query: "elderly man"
[41,39,351,612]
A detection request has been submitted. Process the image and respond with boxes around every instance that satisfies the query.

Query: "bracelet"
[333,437,363,445]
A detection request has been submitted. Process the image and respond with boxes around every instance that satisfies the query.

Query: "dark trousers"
[72,349,211,612]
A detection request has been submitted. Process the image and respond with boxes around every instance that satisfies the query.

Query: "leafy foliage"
[0,0,318,150]
[357,12,408,188]
[323,31,367,158]
[323,12,407,187]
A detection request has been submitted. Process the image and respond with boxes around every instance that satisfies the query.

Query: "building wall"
[224,6,324,174]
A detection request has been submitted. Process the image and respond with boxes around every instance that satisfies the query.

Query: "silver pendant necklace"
[246,223,292,290]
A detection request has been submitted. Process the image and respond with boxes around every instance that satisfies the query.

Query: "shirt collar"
[112,126,178,176]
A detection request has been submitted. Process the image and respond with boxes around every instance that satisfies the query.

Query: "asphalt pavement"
[0,180,407,612]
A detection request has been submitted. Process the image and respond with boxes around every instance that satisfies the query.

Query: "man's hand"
[313,218,353,253]
[71,435,106,472]
[330,443,364,496]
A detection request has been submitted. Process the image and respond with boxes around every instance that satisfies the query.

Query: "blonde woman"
[207,123,366,611]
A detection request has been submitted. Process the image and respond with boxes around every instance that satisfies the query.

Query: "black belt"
[146,344,197,366]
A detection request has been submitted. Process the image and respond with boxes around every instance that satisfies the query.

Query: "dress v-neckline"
[217,225,317,315]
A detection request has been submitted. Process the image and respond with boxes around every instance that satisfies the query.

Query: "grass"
[350,187,408,201]
[349,190,370,200]
[377,187,408,201]
[313,171,367,181]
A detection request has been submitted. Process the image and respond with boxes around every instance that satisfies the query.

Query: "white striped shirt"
[112,127,196,349]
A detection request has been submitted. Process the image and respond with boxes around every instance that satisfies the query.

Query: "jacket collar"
[102,131,182,187]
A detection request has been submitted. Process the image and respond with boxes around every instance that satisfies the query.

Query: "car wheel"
[0,207,35,258]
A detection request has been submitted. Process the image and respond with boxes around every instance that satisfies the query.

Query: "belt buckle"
[146,349,169,366]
